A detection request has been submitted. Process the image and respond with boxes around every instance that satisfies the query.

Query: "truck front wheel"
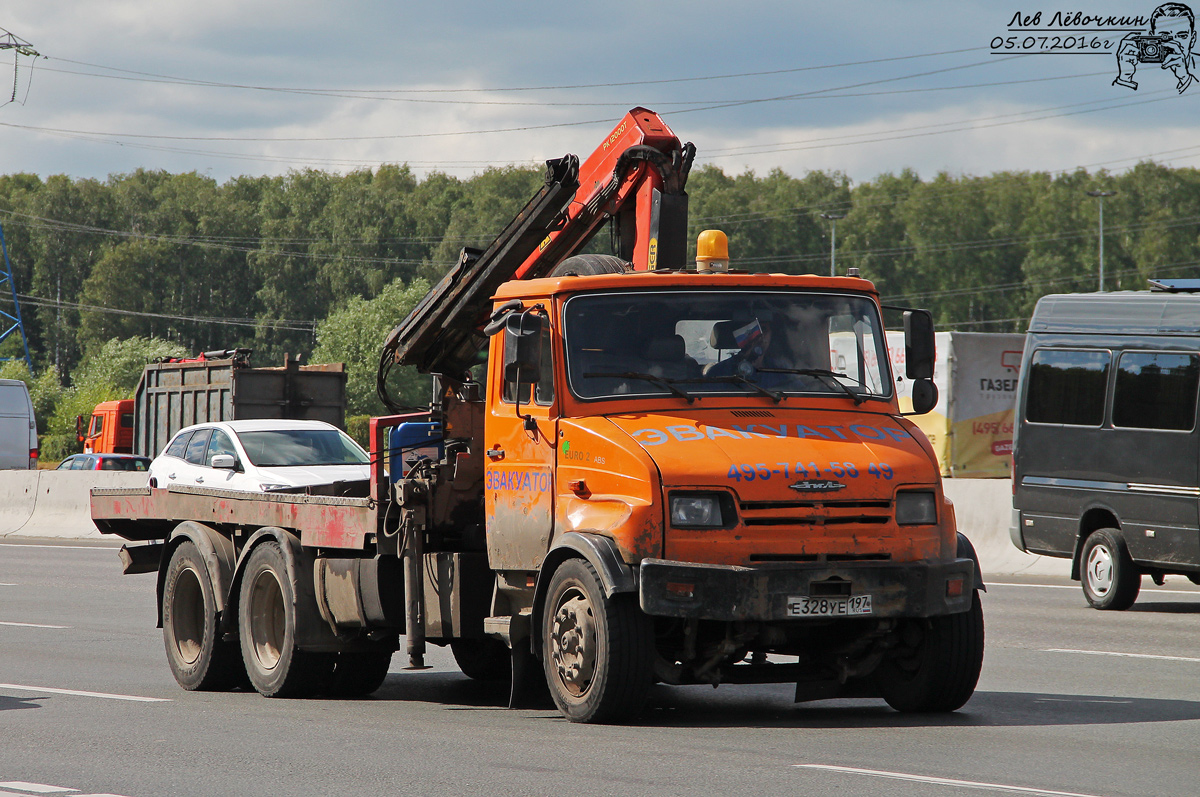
[162,541,244,691]
[875,591,985,713]
[238,541,334,697]
[542,558,653,723]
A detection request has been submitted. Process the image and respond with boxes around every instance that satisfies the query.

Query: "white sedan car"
[148,419,370,493]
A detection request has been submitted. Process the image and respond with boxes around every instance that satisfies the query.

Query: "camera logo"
[1115,3,1197,92]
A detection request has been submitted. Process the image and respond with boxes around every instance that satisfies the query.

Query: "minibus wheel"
[1080,529,1141,610]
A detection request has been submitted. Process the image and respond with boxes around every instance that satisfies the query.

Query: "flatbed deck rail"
[91,485,376,550]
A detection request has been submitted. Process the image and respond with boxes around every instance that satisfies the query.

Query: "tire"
[548,254,630,277]
[1081,529,1141,610]
[238,541,334,697]
[876,590,985,713]
[161,541,244,691]
[451,638,512,681]
[327,650,393,697]
[542,558,653,723]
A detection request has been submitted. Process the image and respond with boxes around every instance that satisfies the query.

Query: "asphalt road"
[2,539,1198,797]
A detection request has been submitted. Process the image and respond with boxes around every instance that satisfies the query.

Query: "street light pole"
[820,212,846,277]
[1086,190,1117,292]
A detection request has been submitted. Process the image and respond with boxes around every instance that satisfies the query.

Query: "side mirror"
[910,378,939,415]
[503,311,544,386]
[210,454,237,470]
[75,415,86,442]
[903,309,936,380]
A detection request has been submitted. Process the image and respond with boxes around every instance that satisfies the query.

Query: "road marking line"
[0,684,170,703]
[0,783,75,793]
[795,764,1111,797]
[0,583,16,586]
[990,582,1200,595]
[1046,648,1200,663]
[0,621,70,629]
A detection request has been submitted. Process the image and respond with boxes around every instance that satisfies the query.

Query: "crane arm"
[379,108,693,389]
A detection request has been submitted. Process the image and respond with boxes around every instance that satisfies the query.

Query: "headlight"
[259,483,292,492]
[669,493,729,528]
[895,490,937,525]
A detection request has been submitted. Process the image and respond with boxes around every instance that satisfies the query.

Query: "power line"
[0,208,433,267]
[15,293,315,332]
[47,46,989,96]
[1,54,1025,143]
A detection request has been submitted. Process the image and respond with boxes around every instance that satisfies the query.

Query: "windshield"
[236,429,369,467]
[563,290,892,401]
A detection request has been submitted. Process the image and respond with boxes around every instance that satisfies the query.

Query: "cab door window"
[502,323,555,406]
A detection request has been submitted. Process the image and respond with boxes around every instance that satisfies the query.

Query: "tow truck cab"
[482,268,981,707]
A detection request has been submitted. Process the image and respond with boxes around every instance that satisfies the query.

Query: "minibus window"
[1112,352,1200,431]
[1026,349,1109,426]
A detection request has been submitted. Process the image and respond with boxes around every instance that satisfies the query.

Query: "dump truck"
[91,108,984,723]
[77,350,349,456]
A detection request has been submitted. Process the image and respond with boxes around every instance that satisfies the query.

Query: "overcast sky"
[2,0,1199,185]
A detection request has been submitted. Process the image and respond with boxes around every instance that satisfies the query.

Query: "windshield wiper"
[757,368,868,405]
[692,374,783,403]
[583,371,696,403]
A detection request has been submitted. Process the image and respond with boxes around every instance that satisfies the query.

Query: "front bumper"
[639,557,976,621]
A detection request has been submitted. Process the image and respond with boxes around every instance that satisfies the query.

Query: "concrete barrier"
[0,472,1070,577]
[0,471,40,536]
[0,471,147,540]
[945,479,1071,578]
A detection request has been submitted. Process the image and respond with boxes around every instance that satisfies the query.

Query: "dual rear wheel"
[162,539,392,698]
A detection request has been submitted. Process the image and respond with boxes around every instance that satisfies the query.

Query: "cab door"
[484,309,558,572]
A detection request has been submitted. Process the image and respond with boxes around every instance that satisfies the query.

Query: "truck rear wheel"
[542,558,652,723]
[162,541,244,691]
[451,638,511,681]
[238,541,334,697]
[328,650,393,697]
[1081,529,1141,610]
[875,591,984,713]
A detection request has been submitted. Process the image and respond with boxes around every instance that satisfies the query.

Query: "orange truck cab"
[471,264,984,721]
[78,399,134,454]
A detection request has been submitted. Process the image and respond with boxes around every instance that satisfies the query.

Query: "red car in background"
[56,453,151,471]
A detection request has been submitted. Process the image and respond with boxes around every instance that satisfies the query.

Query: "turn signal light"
[946,576,965,597]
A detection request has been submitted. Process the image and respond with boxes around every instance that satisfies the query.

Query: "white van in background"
[0,378,38,469]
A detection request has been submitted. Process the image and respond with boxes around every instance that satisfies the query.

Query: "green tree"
[311,278,432,416]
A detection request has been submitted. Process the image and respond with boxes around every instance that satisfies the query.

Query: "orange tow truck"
[91,108,984,723]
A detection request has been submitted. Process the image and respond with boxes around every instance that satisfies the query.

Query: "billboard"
[885,331,1025,478]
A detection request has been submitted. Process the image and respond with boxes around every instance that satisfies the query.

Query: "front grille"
[739,498,892,527]
[730,409,775,417]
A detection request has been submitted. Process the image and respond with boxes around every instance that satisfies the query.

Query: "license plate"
[787,594,873,617]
